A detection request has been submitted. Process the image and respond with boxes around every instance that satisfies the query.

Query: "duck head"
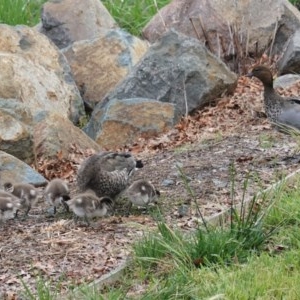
[246,65,273,87]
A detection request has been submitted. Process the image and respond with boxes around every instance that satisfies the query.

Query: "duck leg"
[22,205,31,220]
[73,214,79,223]
[84,214,90,226]
[125,201,133,217]
[14,209,19,219]
[62,200,69,213]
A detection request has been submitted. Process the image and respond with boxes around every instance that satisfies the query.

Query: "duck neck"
[262,83,279,120]
[263,82,276,103]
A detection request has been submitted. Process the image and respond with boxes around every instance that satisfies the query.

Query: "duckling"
[124,179,160,215]
[77,152,143,201]
[44,179,70,214]
[3,182,39,217]
[247,65,300,130]
[65,191,113,226]
[0,197,21,223]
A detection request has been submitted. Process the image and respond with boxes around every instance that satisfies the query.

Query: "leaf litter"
[1,73,300,297]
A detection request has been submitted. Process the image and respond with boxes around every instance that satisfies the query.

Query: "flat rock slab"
[85,98,176,148]
[0,151,47,186]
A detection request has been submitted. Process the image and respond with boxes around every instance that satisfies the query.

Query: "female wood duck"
[247,65,300,130]
[77,152,143,201]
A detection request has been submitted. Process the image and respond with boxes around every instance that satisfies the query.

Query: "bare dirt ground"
[1,75,300,298]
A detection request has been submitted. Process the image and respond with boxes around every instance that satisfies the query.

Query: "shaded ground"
[1,75,300,297]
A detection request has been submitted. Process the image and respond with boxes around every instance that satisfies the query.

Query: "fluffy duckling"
[77,152,143,201]
[124,179,160,214]
[65,191,113,226]
[3,182,39,217]
[247,65,300,130]
[0,197,21,223]
[44,179,70,214]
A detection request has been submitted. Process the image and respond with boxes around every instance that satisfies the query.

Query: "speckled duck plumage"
[247,65,300,130]
[77,152,143,200]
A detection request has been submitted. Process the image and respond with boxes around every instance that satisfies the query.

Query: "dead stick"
[198,15,214,53]
[189,17,202,40]
[269,19,278,58]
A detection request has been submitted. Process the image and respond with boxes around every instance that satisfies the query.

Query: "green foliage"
[102,0,171,36]
[134,194,277,271]
[21,276,59,300]
[131,167,283,299]
[0,0,172,37]
[290,0,300,6]
[0,0,45,26]
[133,180,300,299]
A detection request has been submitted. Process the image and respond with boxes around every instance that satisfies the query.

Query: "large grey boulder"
[84,98,176,148]
[39,0,117,49]
[143,0,300,64]
[0,151,47,187]
[277,29,300,74]
[62,29,149,110]
[0,24,85,124]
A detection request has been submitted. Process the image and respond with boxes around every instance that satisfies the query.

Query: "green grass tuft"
[0,0,46,26]
[102,0,171,36]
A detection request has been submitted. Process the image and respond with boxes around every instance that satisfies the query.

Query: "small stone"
[178,204,190,217]
[212,179,228,188]
[46,207,56,217]
[161,179,174,186]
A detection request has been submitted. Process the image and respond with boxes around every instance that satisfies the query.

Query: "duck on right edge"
[247,65,300,130]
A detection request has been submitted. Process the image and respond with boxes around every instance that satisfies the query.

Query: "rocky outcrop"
[33,113,101,159]
[0,151,47,186]
[143,0,300,64]
[89,29,236,119]
[84,30,236,148]
[62,29,149,110]
[277,29,300,74]
[39,0,117,49]
[84,98,176,148]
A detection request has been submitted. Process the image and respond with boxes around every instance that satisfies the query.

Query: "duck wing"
[287,98,300,105]
[277,100,300,130]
